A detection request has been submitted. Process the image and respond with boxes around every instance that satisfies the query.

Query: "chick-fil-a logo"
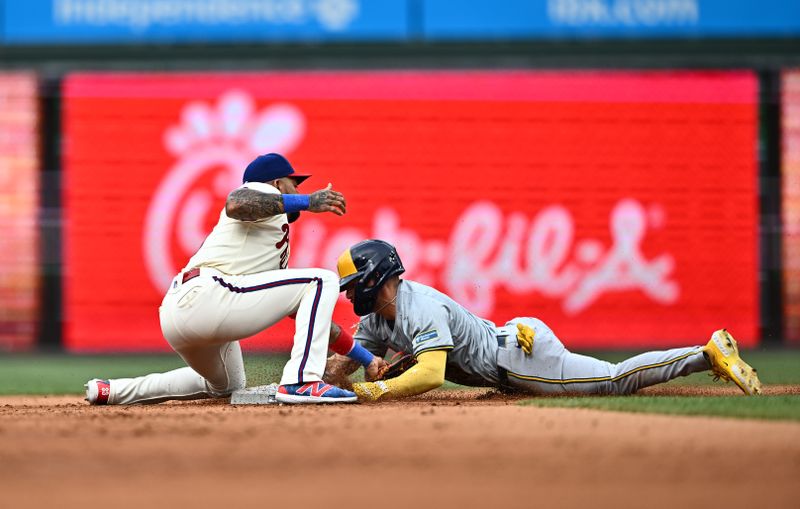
[143,90,306,290]
[143,91,679,315]
[292,199,679,316]
[445,199,678,315]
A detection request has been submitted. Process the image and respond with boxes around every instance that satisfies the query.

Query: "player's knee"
[207,385,242,398]
[316,269,340,293]
[318,269,338,284]
[231,377,246,392]
[207,386,230,398]
[229,372,246,391]
[206,376,246,397]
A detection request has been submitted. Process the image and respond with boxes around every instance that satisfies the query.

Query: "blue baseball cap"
[242,153,311,185]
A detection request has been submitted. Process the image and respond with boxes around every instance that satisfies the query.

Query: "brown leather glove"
[378,351,417,380]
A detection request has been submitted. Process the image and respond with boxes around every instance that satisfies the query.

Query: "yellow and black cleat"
[704,329,762,395]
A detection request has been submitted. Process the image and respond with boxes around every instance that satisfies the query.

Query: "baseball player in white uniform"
[85,153,384,405]
[326,240,762,401]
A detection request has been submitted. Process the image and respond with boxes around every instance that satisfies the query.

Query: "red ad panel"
[63,71,758,352]
[783,69,800,344]
[0,73,39,351]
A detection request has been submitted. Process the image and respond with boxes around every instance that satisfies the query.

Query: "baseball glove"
[378,351,416,380]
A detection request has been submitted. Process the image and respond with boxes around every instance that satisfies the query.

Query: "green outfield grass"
[520,396,800,421]
[0,350,798,424]
[582,350,800,385]
[0,354,290,395]
[518,350,800,421]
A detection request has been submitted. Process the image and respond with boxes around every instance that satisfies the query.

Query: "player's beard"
[287,211,300,223]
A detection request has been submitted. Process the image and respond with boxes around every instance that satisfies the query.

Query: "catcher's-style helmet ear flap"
[336,239,405,316]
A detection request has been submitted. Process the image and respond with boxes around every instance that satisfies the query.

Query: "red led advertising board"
[0,73,39,351]
[63,71,758,352]
[783,69,800,344]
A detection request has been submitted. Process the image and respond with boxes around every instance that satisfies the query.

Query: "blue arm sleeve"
[282,194,309,214]
[346,342,375,367]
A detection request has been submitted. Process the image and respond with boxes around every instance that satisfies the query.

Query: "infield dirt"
[2,386,799,509]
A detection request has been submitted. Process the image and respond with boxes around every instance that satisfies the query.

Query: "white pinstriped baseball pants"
[107,266,339,404]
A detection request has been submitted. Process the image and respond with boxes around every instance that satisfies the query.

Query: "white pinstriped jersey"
[183,182,291,275]
[355,280,502,387]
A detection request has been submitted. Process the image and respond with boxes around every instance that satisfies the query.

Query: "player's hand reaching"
[323,353,358,390]
[309,183,346,216]
[364,356,390,382]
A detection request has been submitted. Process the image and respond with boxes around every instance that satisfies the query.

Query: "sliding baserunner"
[325,240,762,401]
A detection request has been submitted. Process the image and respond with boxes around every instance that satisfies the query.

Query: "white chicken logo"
[144,90,305,291]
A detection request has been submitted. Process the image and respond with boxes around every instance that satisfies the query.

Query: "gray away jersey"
[354,280,502,387]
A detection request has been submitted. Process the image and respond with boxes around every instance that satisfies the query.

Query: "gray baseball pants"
[495,318,709,395]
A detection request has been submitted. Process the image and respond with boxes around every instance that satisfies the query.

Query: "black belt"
[182,267,201,284]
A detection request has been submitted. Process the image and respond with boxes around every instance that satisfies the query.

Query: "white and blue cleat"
[276,381,357,404]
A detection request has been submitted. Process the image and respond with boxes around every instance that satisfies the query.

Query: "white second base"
[230,384,279,405]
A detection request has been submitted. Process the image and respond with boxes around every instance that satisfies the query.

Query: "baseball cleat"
[85,378,111,405]
[704,329,762,395]
[276,382,357,404]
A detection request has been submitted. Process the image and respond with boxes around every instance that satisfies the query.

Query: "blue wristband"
[282,194,310,214]
[347,342,375,367]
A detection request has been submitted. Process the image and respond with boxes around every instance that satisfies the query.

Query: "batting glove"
[516,323,535,355]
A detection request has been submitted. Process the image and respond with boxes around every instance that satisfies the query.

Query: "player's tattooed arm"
[324,353,360,389]
[325,324,361,376]
[225,188,284,221]
[226,184,346,220]
[329,322,345,345]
